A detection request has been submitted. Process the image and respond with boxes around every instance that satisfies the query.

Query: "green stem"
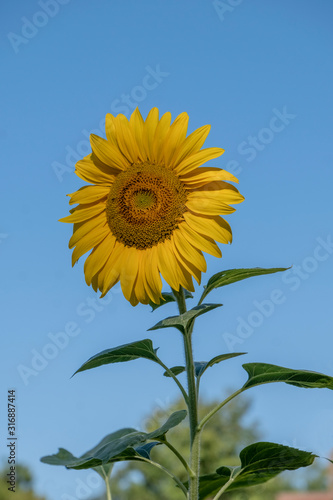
[198,388,243,432]
[212,477,234,500]
[139,457,188,497]
[173,286,200,500]
[183,331,198,445]
[102,474,112,500]
[212,469,240,500]
[163,439,195,478]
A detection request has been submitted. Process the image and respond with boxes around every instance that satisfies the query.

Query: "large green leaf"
[148,304,222,334]
[149,291,193,312]
[234,442,316,488]
[200,267,289,302]
[41,428,144,470]
[85,431,148,466]
[193,442,316,499]
[41,411,187,471]
[73,339,160,376]
[242,363,333,390]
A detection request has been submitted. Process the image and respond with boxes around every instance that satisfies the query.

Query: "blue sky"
[1,0,333,498]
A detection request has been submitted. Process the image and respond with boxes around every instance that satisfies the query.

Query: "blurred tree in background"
[0,463,46,500]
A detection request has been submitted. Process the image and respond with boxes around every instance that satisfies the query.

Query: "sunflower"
[60,108,244,306]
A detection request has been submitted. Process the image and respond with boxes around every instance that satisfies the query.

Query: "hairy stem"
[140,457,188,497]
[173,286,200,500]
[163,439,195,478]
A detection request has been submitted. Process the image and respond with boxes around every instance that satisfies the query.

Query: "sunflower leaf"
[149,291,193,312]
[40,428,141,469]
[187,443,316,499]
[146,410,187,440]
[194,352,247,378]
[242,363,333,390]
[41,412,187,470]
[163,366,186,377]
[164,354,246,379]
[233,442,316,490]
[148,303,222,334]
[73,339,160,376]
[135,442,161,459]
[200,267,289,302]
[40,448,78,467]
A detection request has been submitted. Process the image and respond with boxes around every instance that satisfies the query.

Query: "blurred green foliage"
[0,463,46,500]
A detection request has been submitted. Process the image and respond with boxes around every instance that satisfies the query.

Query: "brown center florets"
[106,163,188,249]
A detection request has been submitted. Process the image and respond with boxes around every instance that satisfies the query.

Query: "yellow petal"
[184,212,232,244]
[69,214,107,248]
[170,124,211,168]
[144,246,163,299]
[84,233,116,285]
[172,229,207,272]
[133,251,160,305]
[75,155,117,185]
[71,223,110,266]
[90,134,129,170]
[195,181,245,205]
[181,167,239,188]
[173,252,195,292]
[119,247,139,304]
[178,222,222,258]
[171,238,201,285]
[133,252,149,303]
[186,194,237,216]
[114,114,140,163]
[174,148,224,175]
[68,185,110,205]
[100,242,125,296]
[91,273,99,292]
[129,108,146,161]
[60,202,106,223]
[105,114,118,146]
[153,112,172,163]
[128,288,139,307]
[157,239,181,291]
[158,237,195,292]
[143,107,159,161]
[163,112,189,166]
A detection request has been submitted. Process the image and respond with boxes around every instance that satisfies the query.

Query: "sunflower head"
[60,108,244,306]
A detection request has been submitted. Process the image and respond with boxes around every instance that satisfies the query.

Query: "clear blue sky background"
[1,0,333,498]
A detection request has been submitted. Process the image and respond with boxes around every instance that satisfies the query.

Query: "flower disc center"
[106,163,187,249]
[133,190,156,210]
